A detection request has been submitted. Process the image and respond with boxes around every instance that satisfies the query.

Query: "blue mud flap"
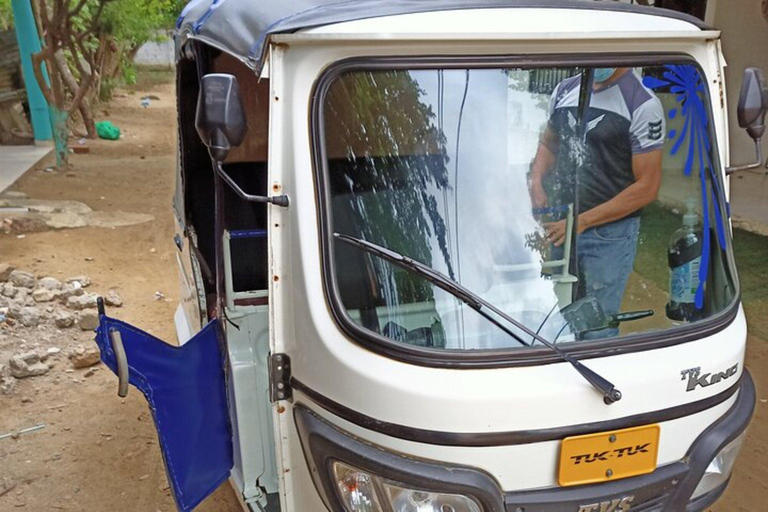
[95,314,232,512]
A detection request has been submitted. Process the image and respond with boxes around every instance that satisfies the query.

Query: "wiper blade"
[334,233,622,405]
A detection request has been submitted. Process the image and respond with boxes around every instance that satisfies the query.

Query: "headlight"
[333,461,483,512]
[690,430,747,499]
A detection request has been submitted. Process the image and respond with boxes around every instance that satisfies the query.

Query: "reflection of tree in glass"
[504,69,551,112]
[325,71,452,306]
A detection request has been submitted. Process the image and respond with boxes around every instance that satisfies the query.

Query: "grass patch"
[634,202,682,291]
[98,66,175,102]
[124,66,175,92]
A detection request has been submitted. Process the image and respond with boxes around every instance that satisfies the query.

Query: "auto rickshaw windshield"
[319,62,736,352]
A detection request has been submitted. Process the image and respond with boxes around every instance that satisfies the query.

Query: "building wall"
[708,0,768,163]
[133,33,174,68]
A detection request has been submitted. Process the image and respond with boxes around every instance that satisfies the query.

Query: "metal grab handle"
[109,328,129,398]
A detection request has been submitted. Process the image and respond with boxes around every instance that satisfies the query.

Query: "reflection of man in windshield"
[529,68,665,338]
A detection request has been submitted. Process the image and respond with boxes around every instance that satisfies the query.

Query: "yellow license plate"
[558,424,660,487]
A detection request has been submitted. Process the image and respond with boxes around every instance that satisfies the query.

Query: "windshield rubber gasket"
[310,52,741,369]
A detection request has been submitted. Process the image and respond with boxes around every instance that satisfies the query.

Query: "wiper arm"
[334,233,622,405]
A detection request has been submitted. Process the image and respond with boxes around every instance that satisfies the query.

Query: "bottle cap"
[683,198,699,227]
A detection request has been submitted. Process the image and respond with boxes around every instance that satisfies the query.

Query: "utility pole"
[11,0,52,142]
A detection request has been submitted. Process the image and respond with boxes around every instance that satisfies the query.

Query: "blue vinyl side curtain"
[95,315,232,512]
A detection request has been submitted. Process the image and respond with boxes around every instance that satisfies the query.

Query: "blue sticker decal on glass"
[643,65,727,310]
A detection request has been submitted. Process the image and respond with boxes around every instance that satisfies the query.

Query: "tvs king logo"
[680,363,738,392]
[577,496,634,512]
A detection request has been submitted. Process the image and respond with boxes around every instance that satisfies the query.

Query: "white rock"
[1,282,16,298]
[18,352,41,364]
[6,304,21,320]
[0,263,14,282]
[18,307,40,327]
[47,347,61,356]
[37,277,62,290]
[66,275,91,288]
[53,283,84,302]
[32,288,56,303]
[78,309,99,331]
[104,290,123,307]
[0,376,15,394]
[15,288,29,303]
[66,293,98,310]
[9,352,49,378]
[69,345,101,368]
[53,309,75,328]
[9,270,35,289]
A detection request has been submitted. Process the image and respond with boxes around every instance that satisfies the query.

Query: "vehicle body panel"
[263,11,747,508]
[95,6,756,512]
[270,35,740,429]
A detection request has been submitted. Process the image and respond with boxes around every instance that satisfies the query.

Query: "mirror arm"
[726,139,764,175]
[215,162,290,207]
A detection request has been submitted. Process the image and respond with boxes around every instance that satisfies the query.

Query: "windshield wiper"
[334,233,622,405]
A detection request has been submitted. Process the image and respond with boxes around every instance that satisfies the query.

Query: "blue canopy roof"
[175,0,707,71]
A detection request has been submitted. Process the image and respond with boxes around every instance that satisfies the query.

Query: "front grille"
[631,492,670,511]
[504,463,687,512]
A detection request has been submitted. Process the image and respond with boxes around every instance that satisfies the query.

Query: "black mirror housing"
[195,73,247,162]
[737,68,768,140]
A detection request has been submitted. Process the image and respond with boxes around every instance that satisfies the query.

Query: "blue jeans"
[576,216,640,339]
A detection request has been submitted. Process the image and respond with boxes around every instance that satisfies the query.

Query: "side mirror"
[194,73,289,207]
[727,68,768,174]
[737,68,768,140]
[195,73,246,162]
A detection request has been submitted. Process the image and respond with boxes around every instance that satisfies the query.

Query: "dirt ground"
[0,75,765,511]
[0,78,240,511]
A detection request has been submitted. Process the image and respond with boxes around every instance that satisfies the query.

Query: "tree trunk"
[79,102,96,138]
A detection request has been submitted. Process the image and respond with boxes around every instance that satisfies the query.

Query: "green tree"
[0,0,12,30]
[31,0,181,164]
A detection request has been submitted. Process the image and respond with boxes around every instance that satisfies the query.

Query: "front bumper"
[503,370,755,512]
[296,370,755,512]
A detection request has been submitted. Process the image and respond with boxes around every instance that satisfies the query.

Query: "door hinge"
[269,353,292,402]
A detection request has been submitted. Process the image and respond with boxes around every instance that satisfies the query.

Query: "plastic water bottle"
[666,199,703,322]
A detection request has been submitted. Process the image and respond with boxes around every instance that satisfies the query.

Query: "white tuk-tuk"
[95,1,765,511]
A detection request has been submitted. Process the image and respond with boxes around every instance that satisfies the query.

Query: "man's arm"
[579,149,662,229]
[546,150,662,246]
[529,127,558,208]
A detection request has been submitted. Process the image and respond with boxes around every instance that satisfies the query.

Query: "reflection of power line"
[438,70,453,280]
[454,70,469,280]
[454,69,470,345]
